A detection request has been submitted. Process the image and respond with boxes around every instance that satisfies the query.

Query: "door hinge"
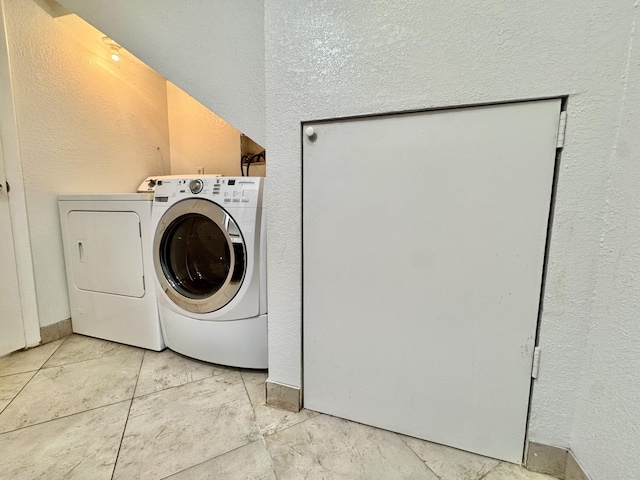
[556,111,568,148]
[531,347,542,379]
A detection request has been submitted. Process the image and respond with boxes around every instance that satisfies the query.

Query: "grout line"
[110,349,146,480]
[157,439,268,480]
[0,369,37,379]
[0,336,71,417]
[239,370,261,426]
[131,366,241,401]
[0,370,37,416]
[477,461,502,480]
[239,372,279,479]
[38,334,69,367]
[261,410,321,439]
[261,434,280,480]
[41,346,144,371]
[397,434,442,480]
[48,333,71,353]
[41,353,131,371]
[0,398,132,435]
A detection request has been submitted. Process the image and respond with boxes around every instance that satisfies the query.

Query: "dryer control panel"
[154,176,264,208]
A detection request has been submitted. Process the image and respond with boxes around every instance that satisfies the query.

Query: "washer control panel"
[137,174,221,193]
[154,176,263,207]
[138,177,157,193]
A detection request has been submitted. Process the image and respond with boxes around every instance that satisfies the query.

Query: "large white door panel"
[303,99,561,462]
[0,140,24,355]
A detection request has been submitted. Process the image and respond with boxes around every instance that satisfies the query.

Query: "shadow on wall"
[166,81,265,178]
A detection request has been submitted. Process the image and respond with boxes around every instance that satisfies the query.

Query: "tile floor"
[0,334,559,480]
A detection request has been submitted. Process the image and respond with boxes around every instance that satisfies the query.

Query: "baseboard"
[526,442,590,480]
[265,380,301,412]
[39,318,72,344]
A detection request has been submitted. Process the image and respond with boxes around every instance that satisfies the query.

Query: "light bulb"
[103,37,122,62]
[110,47,120,62]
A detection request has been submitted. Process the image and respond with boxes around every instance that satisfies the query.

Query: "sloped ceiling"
[57,0,265,146]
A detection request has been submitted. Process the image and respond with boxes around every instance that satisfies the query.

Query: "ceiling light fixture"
[102,36,121,62]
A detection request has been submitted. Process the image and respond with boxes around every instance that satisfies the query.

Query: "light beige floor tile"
[402,435,500,480]
[0,372,36,413]
[0,339,64,377]
[0,401,129,480]
[483,462,560,480]
[113,372,260,480]
[241,370,319,436]
[265,414,439,480]
[43,334,141,368]
[0,348,142,433]
[134,349,234,398]
[165,440,277,480]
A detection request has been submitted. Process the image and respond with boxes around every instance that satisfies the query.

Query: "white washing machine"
[151,176,267,368]
[58,191,164,350]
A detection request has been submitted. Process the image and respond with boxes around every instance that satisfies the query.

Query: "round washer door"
[154,198,246,314]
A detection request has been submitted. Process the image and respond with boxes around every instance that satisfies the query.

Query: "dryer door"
[154,198,246,314]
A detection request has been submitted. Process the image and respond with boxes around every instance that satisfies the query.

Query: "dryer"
[151,176,267,368]
[58,193,164,350]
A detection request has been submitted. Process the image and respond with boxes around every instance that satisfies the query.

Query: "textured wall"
[4,0,170,326]
[166,82,242,177]
[58,0,265,146]
[264,1,639,476]
[569,7,640,478]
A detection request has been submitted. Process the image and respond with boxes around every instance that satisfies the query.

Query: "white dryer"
[151,176,267,368]
[58,193,164,350]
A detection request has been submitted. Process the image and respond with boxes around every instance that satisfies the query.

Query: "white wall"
[166,82,242,177]
[4,0,170,326]
[264,1,639,478]
[568,10,640,478]
[57,0,266,147]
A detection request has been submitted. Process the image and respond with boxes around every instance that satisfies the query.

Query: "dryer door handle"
[78,241,86,263]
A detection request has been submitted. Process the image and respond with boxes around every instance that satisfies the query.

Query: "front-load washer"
[151,176,267,368]
[58,193,164,350]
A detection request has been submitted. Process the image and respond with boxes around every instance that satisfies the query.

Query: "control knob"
[189,179,204,194]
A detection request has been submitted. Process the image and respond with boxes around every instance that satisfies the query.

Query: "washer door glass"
[154,199,246,313]
[161,213,230,299]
